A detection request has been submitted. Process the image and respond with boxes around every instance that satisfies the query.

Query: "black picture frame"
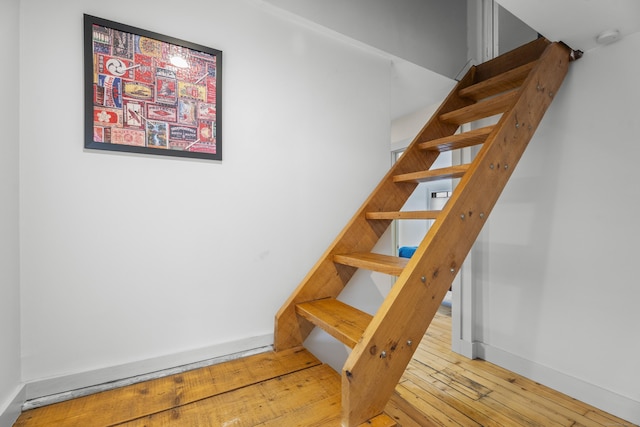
[84,14,222,161]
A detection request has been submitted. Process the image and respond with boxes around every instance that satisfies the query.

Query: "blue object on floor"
[398,246,418,258]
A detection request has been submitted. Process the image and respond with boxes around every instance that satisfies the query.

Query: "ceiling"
[496,0,640,52]
[393,0,640,119]
[263,0,640,120]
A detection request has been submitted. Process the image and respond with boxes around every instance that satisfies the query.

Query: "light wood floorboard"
[387,305,636,427]
[14,306,636,426]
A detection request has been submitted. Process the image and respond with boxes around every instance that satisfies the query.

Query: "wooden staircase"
[275,38,575,426]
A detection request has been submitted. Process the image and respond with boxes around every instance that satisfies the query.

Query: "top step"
[473,37,549,83]
[460,61,536,101]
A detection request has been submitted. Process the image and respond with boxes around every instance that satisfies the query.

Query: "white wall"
[264,0,468,79]
[391,104,441,150]
[0,0,24,424]
[477,33,640,423]
[19,0,391,392]
[497,5,537,55]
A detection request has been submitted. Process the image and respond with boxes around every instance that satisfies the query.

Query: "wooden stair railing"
[275,38,574,426]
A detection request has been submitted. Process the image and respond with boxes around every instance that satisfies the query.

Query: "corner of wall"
[0,0,23,425]
[0,385,26,427]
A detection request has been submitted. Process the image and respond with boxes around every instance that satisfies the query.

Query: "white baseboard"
[451,337,481,359]
[477,343,640,426]
[14,335,637,425]
[0,384,25,427]
[24,333,273,410]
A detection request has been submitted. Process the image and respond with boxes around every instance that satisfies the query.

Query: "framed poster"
[84,14,222,160]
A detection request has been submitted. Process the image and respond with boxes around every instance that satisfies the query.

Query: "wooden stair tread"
[366,210,440,220]
[474,38,549,82]
[439,90,518,125]
[296,298,372,348]
[418,125,494,152]
[333,252,409,276]
[459,61,536,101]
[393,164,470,184]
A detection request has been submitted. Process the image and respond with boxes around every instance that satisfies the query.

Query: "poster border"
[84,14,223,161]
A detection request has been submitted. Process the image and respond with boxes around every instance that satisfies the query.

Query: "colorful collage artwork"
[88,17,221,159]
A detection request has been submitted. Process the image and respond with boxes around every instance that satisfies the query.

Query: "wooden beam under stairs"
[275,38,575,426]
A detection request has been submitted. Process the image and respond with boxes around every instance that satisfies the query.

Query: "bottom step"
[15,348,396,427]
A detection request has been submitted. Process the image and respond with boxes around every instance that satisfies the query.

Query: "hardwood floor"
[14,306,635,426]
[386,306,635,427]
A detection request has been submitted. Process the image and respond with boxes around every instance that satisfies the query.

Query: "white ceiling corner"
[495,0,640,52]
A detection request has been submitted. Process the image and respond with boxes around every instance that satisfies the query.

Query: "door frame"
[450,0,499,359]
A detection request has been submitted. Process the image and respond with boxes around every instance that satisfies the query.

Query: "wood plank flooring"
[385,306,636,427]
[13,347,394,427]
[14,307,635,427]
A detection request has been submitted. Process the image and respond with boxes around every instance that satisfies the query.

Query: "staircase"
[275,38,575,426]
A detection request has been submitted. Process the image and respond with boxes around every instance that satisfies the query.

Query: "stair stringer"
[341,41,572,426]
[273,71,477,351]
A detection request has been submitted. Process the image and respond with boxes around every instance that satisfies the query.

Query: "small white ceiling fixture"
[596,29,621,45]
[495,0,640,52]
